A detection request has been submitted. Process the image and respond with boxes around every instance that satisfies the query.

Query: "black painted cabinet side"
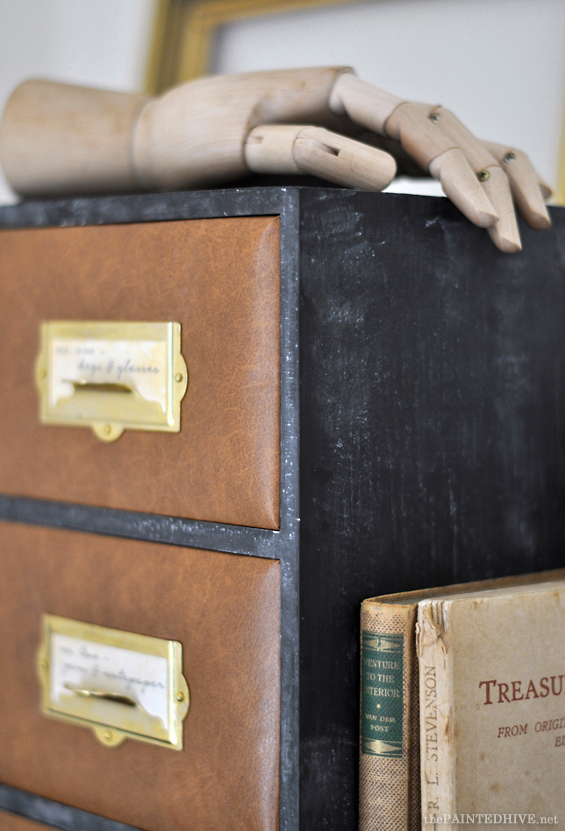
[298,189,565,829]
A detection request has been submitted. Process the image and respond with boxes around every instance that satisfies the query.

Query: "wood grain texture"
[245,124,396,190]
[0,80,149,197]
[0,217,280,529]
[0,521,280,831]
[0,70,349,195]
[297,190,565,829]
[132,67,348,190]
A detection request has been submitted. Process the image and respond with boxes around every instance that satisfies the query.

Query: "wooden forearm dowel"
[0,69,348,196]
[0,80,150,196]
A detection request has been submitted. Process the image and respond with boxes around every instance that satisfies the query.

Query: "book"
[360,570,565,831]
[418,575,565,826]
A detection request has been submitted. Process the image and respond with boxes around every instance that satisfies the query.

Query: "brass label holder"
[38,615,190,750]
[35,321,188,442]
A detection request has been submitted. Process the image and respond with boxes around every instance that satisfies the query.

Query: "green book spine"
[359,599,420,831]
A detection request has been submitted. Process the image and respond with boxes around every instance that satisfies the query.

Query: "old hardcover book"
[360,571,565,831]
[360,592,422,831]
[418,576,565,827]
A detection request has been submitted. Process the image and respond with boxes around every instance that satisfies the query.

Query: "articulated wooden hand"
[0,68,551,252]
[330,73,551,252]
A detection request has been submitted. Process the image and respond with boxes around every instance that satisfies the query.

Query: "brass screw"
[429,112,441,123]
[175,373,183,383]
[40,659,48,670]
[503,152,517,164]
[38,369,47,380]
[477,170,490,182]
[103,730,113,742]
[176,692,185,702]
[103,424,111,435]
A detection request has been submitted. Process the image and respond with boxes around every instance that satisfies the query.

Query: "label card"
[35,321,188,442]
[38,615,190,749]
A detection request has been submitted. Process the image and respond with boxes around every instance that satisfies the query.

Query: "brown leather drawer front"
[0,522,281,831]
[0,813,49,831]
[0,217,280,529]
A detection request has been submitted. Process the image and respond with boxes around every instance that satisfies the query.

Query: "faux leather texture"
[0,521,281,831]
[0,813,48,830]
[0,217,280,529]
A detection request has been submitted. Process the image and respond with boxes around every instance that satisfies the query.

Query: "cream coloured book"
[360,581,492,831]
[418,577,565,828]
[360,570,565,831]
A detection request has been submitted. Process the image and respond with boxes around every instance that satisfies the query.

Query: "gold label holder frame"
[37,614,190,750]
[35,320,188,442]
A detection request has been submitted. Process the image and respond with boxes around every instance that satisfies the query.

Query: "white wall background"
[0,0,563,203]
[0,0,156,204]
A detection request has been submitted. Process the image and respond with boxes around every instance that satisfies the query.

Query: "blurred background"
[0,0,564,205]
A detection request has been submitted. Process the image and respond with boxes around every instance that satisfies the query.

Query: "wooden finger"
[484,140,552,198]
[244,124,303,174]
[385,102,456,170]
[505,156,551,230]
[483,141,551,230]
[429,148,498,228]
[245,124,397,190]
[481,166,522,253]
[294,127,396,190]
[431,108,498,173]
[328,72,404,135]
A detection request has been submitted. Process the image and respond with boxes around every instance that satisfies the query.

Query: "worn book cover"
[360,598,421,831]
[360,570,565,831]
[418,578,565,828]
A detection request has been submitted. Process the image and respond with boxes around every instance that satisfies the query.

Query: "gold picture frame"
[558,134,565,205]
[145,0,357,92]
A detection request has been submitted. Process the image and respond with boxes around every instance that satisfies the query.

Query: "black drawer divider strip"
[0,783,141,831]
[0,495,280,559]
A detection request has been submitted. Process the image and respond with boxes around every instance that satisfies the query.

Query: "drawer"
[0,217,280,529]
[0,814,49,831]
[0,521,280,831]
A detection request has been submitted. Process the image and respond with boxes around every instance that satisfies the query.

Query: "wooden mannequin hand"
[330,74,552,253]
[0,68,551,252]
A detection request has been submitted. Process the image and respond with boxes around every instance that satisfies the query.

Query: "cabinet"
[0,188,564,830]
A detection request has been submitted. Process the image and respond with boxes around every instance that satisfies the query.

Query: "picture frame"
[145,0,357,92]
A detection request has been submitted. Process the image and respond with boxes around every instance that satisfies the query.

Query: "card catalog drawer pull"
[65,684,146,711]
[67,381,135,394]
[35,320,188,442]
[38,614,190,750]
